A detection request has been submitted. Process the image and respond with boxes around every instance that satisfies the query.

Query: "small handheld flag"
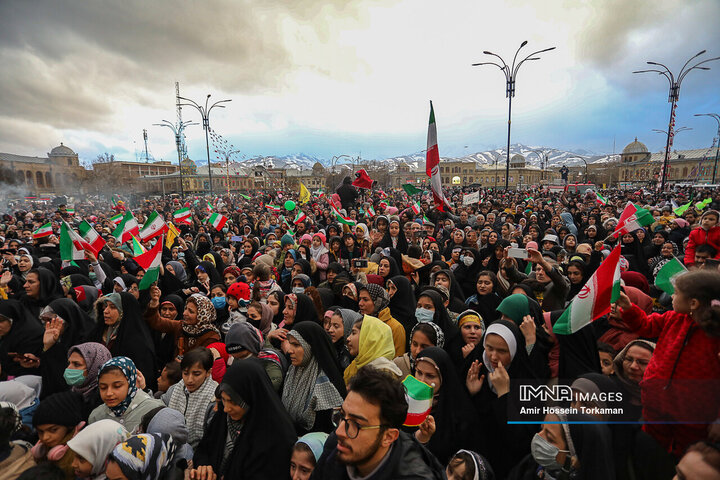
[402,375,434,427]
[32,222,53,239]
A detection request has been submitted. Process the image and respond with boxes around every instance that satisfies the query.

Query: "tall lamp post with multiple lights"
[633,50,719,190]
[529,148,549,184]
[154,119,197,199]
[473,41,555,191]
[694,113,720,184]
[177,94,231,195]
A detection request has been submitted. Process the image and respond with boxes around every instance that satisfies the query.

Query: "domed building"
[620,137,650,163]
[0,143,87,195]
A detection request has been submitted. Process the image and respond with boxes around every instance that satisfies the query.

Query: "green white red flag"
[402,374,434,427]
[553,245,622,335]
[109,213,124,225]
[207,213,228,231]
[134,235,163,290]
[596,193,607,205]
[112,211,140,243]
[655,257,687,295]
[173,207,192,226]
[60,221,90,261]
[425,101,450,212]
[78,220,106,254]
[612,202,654,238]
[266,204,283,212]
[32,222,53,239]
[367,206,376,217]
[411,202,421,214]
[294,211,307,225]
[330,204,356,226]
[139,211,168,241]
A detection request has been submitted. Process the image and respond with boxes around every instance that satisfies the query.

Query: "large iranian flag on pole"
[135,236,163,290]
[612,202,654,238]
[60,221,88,261]
[112,211,140,243]
[553,245,622,335]
[78,220,106,255]
[139,211,168,241]
[425,101,450,212]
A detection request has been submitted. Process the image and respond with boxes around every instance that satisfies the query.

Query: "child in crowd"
[289,432,328,480]
[155,360,181,399]
[164,348,218,449]
[66,419,129,480]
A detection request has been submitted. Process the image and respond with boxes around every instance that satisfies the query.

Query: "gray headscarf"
[166,261,187,282]
[225,322,262,355]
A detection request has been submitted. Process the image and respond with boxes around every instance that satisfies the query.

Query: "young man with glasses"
[312,366,444,479]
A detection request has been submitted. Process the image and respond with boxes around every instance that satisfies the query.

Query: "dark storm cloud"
[0,0,378,142]
[575,0,720,93]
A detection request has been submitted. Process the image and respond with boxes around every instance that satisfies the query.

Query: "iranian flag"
[411,202,421,214]
[207,213,228,231]
[66,207,75,215]
[294,211,307,225]
[612,202,654,238]
[266,204,283,212]
[32,222,53,239]
[367,206,376,217]
[425,101,451,212]
[134,235,163,290]
[109,213,124,225]
[60,221,89,261]
[239,193,251,200]
[402,375,433,427]
[131,234,147,255]
[655,257,687,295]
[596,193,607,205]
[330,204,356,226]
[139,211,168,241]
[553,245,622,335]
[112,211,140,244]
[173,207,192,226]
[524,196,534,202]
[78,220,106,255]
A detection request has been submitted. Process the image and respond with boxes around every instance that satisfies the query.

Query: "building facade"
[0,143,88,195]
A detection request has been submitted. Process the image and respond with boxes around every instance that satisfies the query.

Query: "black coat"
[0,300,43,379]
[312,431,445,480]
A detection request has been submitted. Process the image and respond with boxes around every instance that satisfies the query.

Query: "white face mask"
[462,256,474,267]
[292,286,305,294]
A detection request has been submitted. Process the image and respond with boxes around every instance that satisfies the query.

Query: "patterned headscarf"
[68,342,112,399]
[99,356,137,417]
[362,283,390,314]
[182,294,220,337]
[109,433,176,480]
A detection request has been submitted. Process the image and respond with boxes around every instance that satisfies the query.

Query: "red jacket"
[622,305,720,457]
[683,225,720,265]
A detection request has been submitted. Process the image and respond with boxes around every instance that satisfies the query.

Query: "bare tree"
[94,152,115,164]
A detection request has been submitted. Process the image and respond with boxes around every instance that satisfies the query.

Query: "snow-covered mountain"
[196,144,618,170]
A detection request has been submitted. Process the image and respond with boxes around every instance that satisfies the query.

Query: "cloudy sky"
[1,0,719,165]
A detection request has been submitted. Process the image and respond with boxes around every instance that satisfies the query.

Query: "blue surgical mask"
[415,307,434,323]
[211,296,227,309]
[530,433,569,470]
[63,368,86,386]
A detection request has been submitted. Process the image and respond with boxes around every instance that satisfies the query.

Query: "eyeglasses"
[331,408,386,439]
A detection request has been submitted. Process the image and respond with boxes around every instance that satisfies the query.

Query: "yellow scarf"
[343,315,395,385]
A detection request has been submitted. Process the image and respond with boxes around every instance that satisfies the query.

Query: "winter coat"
[684,225,720,265]
[622,304,720,457]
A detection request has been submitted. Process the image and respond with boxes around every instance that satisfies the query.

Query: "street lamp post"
[154,119,197,199]
[529,148,549,184]
[473,41,555,191]
[694,113,720,184]
[633,50,720,190]
[177,94,231,196]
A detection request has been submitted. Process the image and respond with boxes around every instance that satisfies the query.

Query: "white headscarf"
[67,419,130,475]
[481,323,517,393]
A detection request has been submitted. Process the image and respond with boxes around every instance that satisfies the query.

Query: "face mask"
[211,297,227,309]
[463,256,474,267]
[415,307,434,323]
[292,286,305,294]
[63,368,86,386]
[530,433,569,470]
[88,271,97,281]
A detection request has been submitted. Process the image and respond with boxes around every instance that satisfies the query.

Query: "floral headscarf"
[182,294,220,337]
[68,342,112,399]
[99,356,137,416]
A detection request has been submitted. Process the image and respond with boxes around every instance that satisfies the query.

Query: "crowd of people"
[0,178,719,480]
